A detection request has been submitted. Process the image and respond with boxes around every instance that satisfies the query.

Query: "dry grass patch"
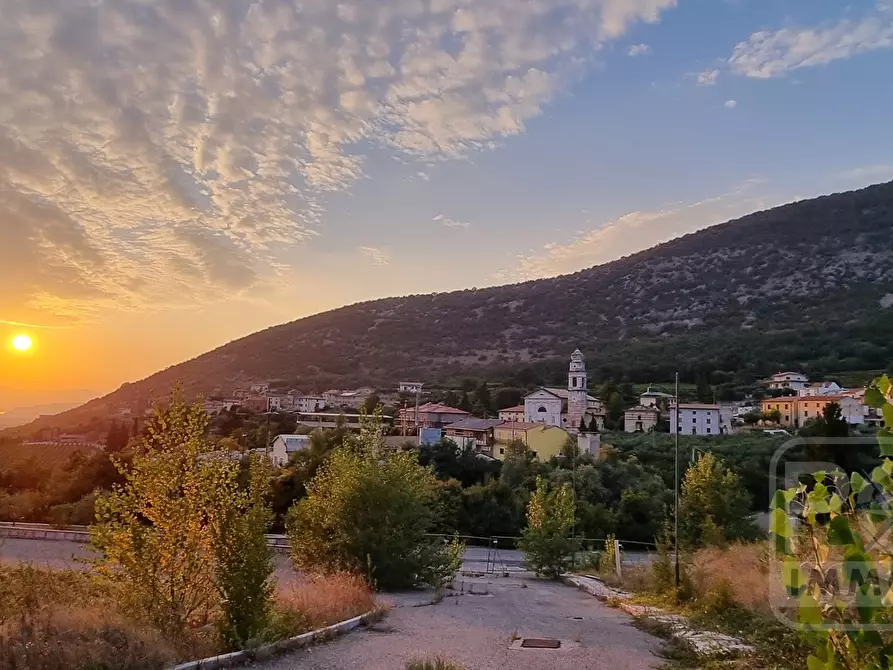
[690,542,773,615]
[274,572,377,633]
[406,659,466,670]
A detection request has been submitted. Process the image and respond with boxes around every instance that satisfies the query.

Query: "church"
[523,349,605,432]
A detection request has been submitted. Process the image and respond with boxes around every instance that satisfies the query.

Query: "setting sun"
[12,334,33,352]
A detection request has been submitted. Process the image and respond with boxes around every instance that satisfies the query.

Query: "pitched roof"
[539,387,600,403]
[676,403,721,410]
[400,402,469,415]
[444,418,505,431]
[624,405,660,413]
[496,421,567,432]
[499,405,526,413]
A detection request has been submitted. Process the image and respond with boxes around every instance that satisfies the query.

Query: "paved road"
[262,572,660,670]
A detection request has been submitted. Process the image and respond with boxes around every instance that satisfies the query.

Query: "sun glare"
[12,334,33,352]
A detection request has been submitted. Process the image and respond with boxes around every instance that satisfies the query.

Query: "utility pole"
[674,372,680,588]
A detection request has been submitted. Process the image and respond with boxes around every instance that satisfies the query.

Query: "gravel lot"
[260,573,661,670]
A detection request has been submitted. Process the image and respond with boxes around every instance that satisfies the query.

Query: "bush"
[286,420,462,591]
[519,477,579,578]
[406,659,466,670]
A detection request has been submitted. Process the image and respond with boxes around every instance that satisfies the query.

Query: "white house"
[524,350,605,432]
[292,395,325,413]
[399,381,424,394]
[639,386,674,409]
[767,372,809,391]
[250,383,270,395]
[798,381,844,397]
[670,403,723,436]
[267,395,294,412]
[269,434,312,467]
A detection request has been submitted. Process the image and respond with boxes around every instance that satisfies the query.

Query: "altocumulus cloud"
[0,0,677,324]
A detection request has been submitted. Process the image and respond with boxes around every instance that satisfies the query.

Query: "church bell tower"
[568,348,587,432]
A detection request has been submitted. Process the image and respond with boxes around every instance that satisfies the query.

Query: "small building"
[267,395,294,412]
[498,405,526,422]
[493,422,571,461]
[250,383,270,395]
[399,381,424,394]
[241,395,269,413]
[397,402,470,428]
[798,381,844,397]
[639,386,674,409]
[623,405,660,433]
[670,403,723,436]
[269,434,312,467]
[443,418,505,455]
[767,372,809,392]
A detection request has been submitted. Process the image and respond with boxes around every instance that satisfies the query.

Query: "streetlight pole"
[674,372,680,588]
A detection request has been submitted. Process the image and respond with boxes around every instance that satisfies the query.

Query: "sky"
[2,0,893,405]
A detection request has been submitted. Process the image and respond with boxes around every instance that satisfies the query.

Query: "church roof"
[540,387,600,403]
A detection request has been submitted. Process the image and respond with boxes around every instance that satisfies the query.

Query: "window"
[531,451,537,458]
[691,427,697,435]
[706,428,711,434]
[784,404,789,410]
[499,448,505,455]
[572,377,577,388]
[804,411,809,417]
[537,406,547,413]
[677,426,682,433]
[785,415,790,422]
[706,417,711,424]
[692,417,696,423]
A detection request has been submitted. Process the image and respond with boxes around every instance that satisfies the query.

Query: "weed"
[406,659,466,670]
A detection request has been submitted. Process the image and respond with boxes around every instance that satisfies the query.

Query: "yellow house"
[493,422,571,461]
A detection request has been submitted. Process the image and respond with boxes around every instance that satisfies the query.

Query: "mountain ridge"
[7,180,893,436]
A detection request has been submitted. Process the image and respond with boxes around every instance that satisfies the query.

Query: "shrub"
[286,420,462,591]
[519,477,579,578]
[406,659,466,670]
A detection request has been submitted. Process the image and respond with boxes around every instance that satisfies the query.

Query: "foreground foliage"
[287,419,463,591]
[519,477,579,578]
[91,391,275,650]
[770,375,893,669]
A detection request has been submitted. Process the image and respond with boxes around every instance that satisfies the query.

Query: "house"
[493,422,571,461]
[241,395,269,413]
[762,395,865,429]
[524,350,605,432]
[639,386,674,410]
[798,381,844,397]
[397,402,470,428]
[267,395,294,412]
[323,389,372,409]
[399,381,424,394]
[670,403,723,436]
[767,372,809,391]
[498,405,526,422]
[443,418,505,455]
[269,434,312,467]
[291,395,325,413]
[250,383,270,395]
[623,405,660,433]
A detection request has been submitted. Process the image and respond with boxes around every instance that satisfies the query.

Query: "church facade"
[523,349,605,432]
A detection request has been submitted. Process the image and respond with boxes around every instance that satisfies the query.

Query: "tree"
[588,416,600,433]
[286,419,461,591]
[105,422,130,452]
[362,392,382,415]
[578,417,587,433]
[770,375,893,669]
[696,373,713,404]
[91,390,275,647]
[678,452,759,549]
[519,477,579,578]
[474,382,492,415]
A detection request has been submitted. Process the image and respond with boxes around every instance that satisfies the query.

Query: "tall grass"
[274,572,377,632]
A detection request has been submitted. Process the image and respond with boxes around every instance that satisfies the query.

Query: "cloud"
[728,16,893,78]
[836,163,893,182]
[628,43,652,57]
[500,179,776,280]
[696,69,720,85]
[433,214,472,229]
[359,246,390,266]
[0,0,678,324]
[724,99,738,108]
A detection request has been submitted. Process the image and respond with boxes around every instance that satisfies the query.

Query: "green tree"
[770,375,893,669]
[519,477,579,578]
[678,452,759,548]
[474,382,492,415]
[91,391,274,647]
[362,392,382,415]
[286,419,461,590]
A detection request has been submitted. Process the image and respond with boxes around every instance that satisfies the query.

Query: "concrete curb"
[561,574,631,602]
[167,610,379,670]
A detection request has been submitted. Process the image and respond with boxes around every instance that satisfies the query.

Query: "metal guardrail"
[0,522,291,554]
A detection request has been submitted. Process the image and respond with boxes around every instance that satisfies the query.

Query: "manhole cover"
[520,638,561,649]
